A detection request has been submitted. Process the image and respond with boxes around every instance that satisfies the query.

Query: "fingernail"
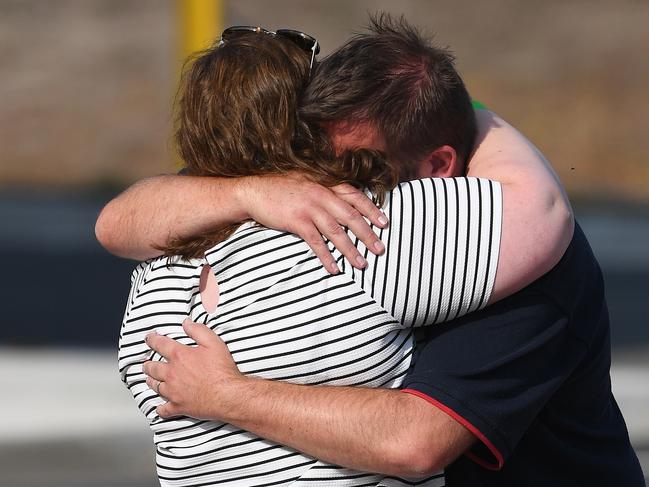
[374,241,385,253]
[329,262,340,274]
[355,255,367,268]
[378,215,389,226]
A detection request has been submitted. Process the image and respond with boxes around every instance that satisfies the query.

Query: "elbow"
[368,392,472,478]
[550,186,574,236]
[380,430,448,478]
[396,450,445,479]
[542,189,575,270]
[516,180,574,276]
[558,196,574,239]
[95,203,124,256]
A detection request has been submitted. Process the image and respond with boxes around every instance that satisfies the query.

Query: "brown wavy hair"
[162,32,399,259]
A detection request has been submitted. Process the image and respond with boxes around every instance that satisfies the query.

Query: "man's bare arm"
[221,380,473,476]
[98,111,573,294]
[95,175,247,261]
[95,173,388,271]
[144,321,475,477]
[468,110,574,302]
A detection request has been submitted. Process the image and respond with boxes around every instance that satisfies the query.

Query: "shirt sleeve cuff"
[402,387,505,471]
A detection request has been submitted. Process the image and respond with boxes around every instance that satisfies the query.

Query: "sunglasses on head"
[220,26,321,72]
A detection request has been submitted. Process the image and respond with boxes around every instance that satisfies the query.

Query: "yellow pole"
[178,0,223,61]
[175,0,222,165]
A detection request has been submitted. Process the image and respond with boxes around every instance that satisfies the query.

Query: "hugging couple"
[97,13,643,487]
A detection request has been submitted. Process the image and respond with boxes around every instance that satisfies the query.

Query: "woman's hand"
[236,173,388,274]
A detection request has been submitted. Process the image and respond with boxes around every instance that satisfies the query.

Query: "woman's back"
[118,177,501,486]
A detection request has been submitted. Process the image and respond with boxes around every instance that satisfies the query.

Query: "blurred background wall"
[0,1,647,485]
[2,0,648,199]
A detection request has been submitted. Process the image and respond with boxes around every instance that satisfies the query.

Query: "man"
[97,15,643,486]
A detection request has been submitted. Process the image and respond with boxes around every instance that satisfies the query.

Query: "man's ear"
[416,145,459,178]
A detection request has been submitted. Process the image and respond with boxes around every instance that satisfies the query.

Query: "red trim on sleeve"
[402,388,504,471]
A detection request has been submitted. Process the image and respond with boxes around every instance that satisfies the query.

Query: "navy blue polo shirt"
[402,223,645,486]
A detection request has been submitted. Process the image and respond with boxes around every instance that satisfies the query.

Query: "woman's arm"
[468,110,574,302]
[352,177,502,326]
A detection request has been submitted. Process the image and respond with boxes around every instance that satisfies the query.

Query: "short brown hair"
[301,13,476,171]
[164,33,398,259]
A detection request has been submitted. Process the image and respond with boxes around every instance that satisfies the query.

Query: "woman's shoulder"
[378,177,499,211]
[204,223,303,260]
[126,255,204,304]
[203,223,309,278]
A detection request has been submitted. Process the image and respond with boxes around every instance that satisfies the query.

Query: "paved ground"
[0,347,647,486]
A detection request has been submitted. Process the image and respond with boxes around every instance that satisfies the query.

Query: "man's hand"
[95,173,388,273]
[142,320,474,476]
[237,174,388,273]
[143,319,244,420]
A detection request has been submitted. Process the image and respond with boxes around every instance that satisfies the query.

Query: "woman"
[119,31,564,486]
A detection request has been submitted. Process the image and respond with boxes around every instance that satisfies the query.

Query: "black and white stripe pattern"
[118,177,502,486]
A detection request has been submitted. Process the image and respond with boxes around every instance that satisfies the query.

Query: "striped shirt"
[118,177,502,486]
